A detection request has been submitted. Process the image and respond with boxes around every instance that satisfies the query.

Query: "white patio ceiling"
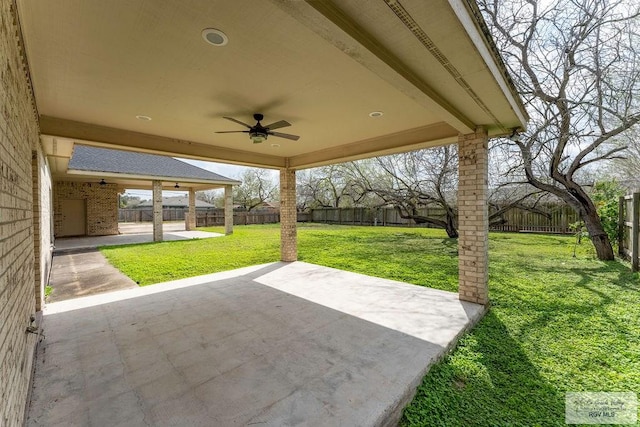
[17,0,527,170]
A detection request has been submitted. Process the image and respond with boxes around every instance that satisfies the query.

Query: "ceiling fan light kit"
[216,113,300,144]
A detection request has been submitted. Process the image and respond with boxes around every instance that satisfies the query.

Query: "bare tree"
[353,146,460,237]
[480,0,640,259]
[608,126,640,187]
[233,168,278,211]
[196,190,222,207]
[297,164,370,210]
[119,194,142,208]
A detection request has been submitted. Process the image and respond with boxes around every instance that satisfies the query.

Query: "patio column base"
[457,128,488,305]
[280,168,297,262]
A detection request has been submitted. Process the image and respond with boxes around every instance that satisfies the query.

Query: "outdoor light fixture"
[99,179,107,186]
[174,183,180,189]
[250,131,268,144]
[202,28,228,46]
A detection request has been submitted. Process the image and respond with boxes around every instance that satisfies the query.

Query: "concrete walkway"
[49,223,224,302]
[47,250,139,302]
[54,222,222,253]
[28,262,485,426]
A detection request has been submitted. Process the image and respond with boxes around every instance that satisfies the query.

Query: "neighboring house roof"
[260,201,280,209]
[68,145,238,184]
[137,196,215,208]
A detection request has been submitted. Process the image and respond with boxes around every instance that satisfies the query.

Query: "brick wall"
[32,146,52,311]
[53,181,119,236]
[457,128,489,305]
[0,0,41,424]
[280,168,297,262]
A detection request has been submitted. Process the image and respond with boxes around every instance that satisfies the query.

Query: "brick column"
[224,185,233,235]
[186,189,196,231]
[280,168,297,261]
[152,180,163,242]
[458,128,489,305]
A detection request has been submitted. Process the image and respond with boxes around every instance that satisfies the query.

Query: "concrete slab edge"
[376,303,489,427]
[43,262,281,315]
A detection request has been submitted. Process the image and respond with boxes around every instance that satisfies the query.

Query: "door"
[59,199,86,236]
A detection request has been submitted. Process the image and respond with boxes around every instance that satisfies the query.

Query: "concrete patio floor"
[28,262,485,426]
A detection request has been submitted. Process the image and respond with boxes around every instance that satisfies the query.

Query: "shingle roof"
[68,145,237,183]
[137,196,215,208]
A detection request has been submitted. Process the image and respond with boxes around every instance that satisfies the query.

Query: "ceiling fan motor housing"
[216,113,300,142]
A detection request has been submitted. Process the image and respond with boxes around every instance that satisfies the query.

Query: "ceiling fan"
[215,113,300,143]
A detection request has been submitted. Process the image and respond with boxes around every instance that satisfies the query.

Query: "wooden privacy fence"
[121,205,582,234]
[619,193,640,271]
[120,207,282,226]
[306,205,579,234]
[119,208,193,222]
[196,210,280,227]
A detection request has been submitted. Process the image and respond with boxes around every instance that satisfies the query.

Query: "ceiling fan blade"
[264,120,291,130]
[215,130,250,134]
[222,116,252,128]
[269,131,300,141]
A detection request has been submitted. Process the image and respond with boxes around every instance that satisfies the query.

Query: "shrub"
[591,181,624,245]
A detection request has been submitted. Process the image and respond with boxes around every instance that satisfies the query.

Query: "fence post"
[633,193,639,272]
[618,196,625,257]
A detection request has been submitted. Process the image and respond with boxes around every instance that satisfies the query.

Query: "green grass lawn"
[100,224,640,426]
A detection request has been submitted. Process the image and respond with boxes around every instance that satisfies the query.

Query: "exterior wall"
[32,146,52,311]
[457,128,489,305]
[280,169,297,261]
[0,0,41,424]
[53,181,119,236]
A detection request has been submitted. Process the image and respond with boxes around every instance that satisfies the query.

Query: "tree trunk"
[444,221,459,238]
[582,208,615,260]
[444,209,459,238]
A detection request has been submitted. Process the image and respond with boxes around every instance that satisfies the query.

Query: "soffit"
[18,0,526,169]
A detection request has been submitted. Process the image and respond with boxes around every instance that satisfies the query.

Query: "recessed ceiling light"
[202,28,228,46]
[136,115,152,121]
[369,111,384,118]
[271,143,281,148]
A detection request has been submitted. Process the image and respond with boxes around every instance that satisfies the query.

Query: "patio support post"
[280,168,297,262]
[224,184,233,235]
[186,188,196,231]
[457,128,489,306]
[152,180,163,242]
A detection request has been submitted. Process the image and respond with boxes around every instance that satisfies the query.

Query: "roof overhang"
[42,136,241,191]
[18,0,528,170]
